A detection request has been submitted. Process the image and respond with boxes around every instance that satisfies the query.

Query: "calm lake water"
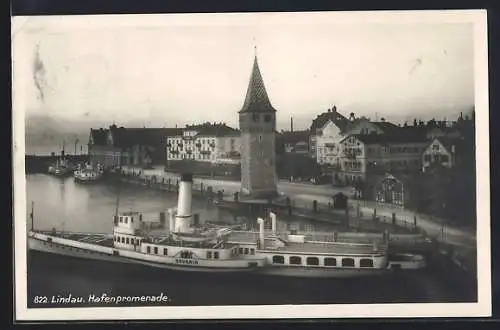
[25,174,477,308]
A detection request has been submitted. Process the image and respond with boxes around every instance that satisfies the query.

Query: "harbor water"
[25,174,477,307]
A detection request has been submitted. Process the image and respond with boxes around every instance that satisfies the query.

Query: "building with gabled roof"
[88,125,181,169]
[277,130,310,154]
[421,136,467,172]
[308,106,349,160]
[338,131,428,185]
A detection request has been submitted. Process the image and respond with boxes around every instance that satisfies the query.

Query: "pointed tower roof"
[239,55,277,113]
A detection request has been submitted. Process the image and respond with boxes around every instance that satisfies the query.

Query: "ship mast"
[114,175,121,224]
[30,201,34,231]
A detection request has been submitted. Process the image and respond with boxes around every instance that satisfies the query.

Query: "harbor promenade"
[120,166,477,248]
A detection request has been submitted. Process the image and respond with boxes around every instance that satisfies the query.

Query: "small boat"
[73,164,104,183]
[48,156,74,178]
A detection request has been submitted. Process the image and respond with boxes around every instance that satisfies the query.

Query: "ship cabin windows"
[147,246,151,254]
[126,237,130,244]
[250,248,255,255]
[289,256,302,265]
[306,257,319,266]
[207,251,212,259]
[244,248,249,254]
[324,257,337,267]
[163,248,168,256]
[239,248,243,254]
[360,258,374,268]
[272,255,285,264]
[154,247,158,254]
[214,251,219,259]
[342,258,355,267]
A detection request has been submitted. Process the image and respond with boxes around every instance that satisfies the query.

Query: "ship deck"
[33,230,384,255]
[35,231,115,248]
[228,231,384,255]
[265,241,383,255]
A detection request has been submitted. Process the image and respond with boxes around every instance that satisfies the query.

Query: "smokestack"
[174,173,193,233]
[168,207,176,233]
[290,117,294,132]
[257,218,265,248]
[270,212,277,235]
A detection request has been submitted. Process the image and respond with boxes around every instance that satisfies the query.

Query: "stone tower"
[239,54,278,199]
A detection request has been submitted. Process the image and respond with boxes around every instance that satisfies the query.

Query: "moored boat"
[73,163,104,183]
[48,156,74,178]
[27,173,426,277]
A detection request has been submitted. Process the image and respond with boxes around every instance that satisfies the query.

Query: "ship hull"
[73,176,103,184]
[28,236,393,278]
[28,236,260,273]
[257,266,391,278]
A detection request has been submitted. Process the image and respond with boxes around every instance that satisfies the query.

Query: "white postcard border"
[13,9,491,321]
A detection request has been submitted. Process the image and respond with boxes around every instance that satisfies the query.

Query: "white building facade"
[166,124,240,165]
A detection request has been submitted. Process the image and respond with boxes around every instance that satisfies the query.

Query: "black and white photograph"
[13,10,491,321]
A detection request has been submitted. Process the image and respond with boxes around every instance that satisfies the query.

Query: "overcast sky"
[12,11,477,130]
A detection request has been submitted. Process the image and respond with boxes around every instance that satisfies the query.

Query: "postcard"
[12,10,491,321]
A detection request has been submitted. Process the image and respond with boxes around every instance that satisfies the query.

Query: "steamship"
[28,173,423,277]
[73,163,104,183]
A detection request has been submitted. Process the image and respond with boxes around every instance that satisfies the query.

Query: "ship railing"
[306,239,370,245]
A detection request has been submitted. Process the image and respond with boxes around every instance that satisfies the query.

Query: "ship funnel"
[257,218,265,248]
[167,208,176,233]
[269,212,277,235]
[175,173,193,233]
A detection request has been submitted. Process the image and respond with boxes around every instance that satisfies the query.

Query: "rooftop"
[310,107,350,133]
[239,55,277,114]
[183,122,239,137]
[277,130,310,145]
[347,131,428,145]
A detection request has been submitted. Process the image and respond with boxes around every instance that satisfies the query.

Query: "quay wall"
[117,170,476,280]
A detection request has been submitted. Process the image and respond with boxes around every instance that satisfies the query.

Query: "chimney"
[290,117,294,132]
[257,218,265,248]
[270,212,277,235]
[168,207,177,233]
[174,173,193,233]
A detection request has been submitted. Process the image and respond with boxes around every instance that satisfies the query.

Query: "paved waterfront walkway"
[292,193,476,247]
[121,167,476,249]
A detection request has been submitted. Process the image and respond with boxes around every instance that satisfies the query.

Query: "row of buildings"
[87,108,474,183]
[86,52,475,213]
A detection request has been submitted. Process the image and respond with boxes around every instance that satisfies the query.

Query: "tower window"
[259,135,262,141]
[264,115,271,122]
[252,114,260,122]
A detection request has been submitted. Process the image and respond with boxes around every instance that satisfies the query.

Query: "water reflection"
[26,174,340,236]
[26,174,243,234]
